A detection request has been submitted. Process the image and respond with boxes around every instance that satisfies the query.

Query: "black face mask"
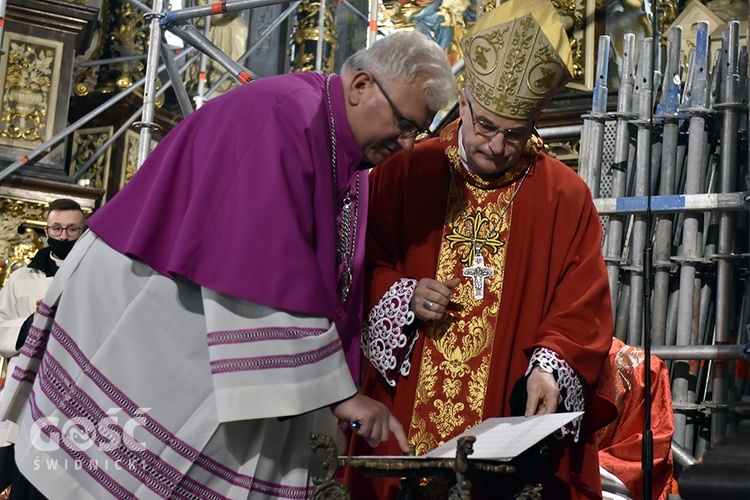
[47,237,76,259]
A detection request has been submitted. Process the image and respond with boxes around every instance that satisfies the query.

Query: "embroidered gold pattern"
[446,200,508,267]
[443,377,462,399]
[413,350,439,407]
[439,124,457,143]
[409,413,440,456]
[430,399,466,438]
[445,144,461,171]
[468,356,490,413]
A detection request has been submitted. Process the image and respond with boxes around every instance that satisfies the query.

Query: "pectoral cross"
[463,250,494,300]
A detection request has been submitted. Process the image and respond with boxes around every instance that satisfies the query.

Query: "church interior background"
[0,0,749,496]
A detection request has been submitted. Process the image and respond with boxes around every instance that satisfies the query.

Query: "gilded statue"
[380,0,477,64]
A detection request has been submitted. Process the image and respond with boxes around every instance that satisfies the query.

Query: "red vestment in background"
[598,338,675,500]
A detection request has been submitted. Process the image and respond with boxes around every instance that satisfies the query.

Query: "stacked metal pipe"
[581,21,750,461]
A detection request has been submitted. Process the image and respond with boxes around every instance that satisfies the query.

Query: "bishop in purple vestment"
[0,31,455,500]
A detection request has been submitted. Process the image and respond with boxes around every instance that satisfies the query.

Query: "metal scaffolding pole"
[672,21,712,452]
[341,0,370,24]
[0,45,193,183]
[626,37,655,346]
[194,10,211,108]
[711,21,743,443]
[134,0,167,168]
[165,21,256,84]
[672,441,699,469]
[652,26,684,347]
[71,53,201,183]
[604,34,637,319]
[124,0,151,13]
[595,192,750,215]
[315,0,325,71]
[160,44,194,117]
[367,0,378,46]
[579,35,611,199]
[74,54,149,68]
[204,1,303,98]
[163,0,286,23]
[652,343,750,360]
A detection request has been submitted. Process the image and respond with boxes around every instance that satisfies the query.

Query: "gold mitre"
[460,0,574,120]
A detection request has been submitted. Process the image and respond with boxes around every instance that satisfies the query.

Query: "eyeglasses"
[466,94,532,147]
[46,226,83,238]
[373,78,429,139]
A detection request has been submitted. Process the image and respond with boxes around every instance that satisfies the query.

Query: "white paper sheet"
[425,412,583,461]
[343,412,583,462]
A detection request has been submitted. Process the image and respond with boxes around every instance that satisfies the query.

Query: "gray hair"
[342,31,457,113]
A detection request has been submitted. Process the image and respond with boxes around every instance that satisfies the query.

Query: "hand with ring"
[411,277,461,321]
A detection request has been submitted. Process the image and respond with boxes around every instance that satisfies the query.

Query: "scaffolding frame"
[0,0,375,182]
[580,17,750,475]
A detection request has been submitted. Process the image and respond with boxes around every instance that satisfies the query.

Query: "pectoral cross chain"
[463,250,494,300]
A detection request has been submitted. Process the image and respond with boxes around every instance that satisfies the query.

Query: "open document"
[345,412,582,462]
[425,412,583,461]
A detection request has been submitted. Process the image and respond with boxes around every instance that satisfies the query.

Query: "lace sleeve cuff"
[528,347,584,442]
[362,278,419,387]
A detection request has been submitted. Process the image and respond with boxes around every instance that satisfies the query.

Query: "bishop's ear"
[347,69,374,105]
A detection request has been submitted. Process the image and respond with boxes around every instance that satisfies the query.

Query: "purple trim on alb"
[250,478,314,499]
[46,323,261,494]
[35,301,55,318]
[207,326,328,346]
[210,338,342,374]
[11,366,37,385]
[36,353,312,499]
[37,352,220,500]
[20,324,50,360]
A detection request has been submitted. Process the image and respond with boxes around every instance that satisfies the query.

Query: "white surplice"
[0,231,356,499]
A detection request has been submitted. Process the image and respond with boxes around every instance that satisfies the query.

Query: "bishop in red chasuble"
[345,1,617,498]
[346,120,616,499]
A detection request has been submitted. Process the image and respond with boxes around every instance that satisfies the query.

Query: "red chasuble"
[346,122,616,499]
